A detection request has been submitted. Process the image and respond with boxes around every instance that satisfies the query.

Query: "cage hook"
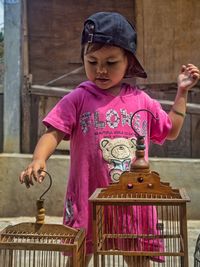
[38,170,52,200]
[130,108,158,138]
[130,109,158,172]
[36,170,52,224]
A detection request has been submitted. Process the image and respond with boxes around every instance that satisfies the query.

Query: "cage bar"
[0,222,85,267]
[90,168,190,267]
[194,234,200,267]
[0,171,86,267]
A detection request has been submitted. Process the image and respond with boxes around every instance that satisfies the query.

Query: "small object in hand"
[24,175,31,188]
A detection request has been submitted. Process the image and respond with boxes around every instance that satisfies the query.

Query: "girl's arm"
[167,64,199,140]
[19,126,65,187]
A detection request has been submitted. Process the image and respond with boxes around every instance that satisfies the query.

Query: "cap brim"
[125,55,147,79]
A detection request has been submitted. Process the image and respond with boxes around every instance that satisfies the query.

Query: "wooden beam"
[21,0,32,153]
[158,100,200,115]
[30,84,200,115]
[30,85,72,97]
[0,92,3,152]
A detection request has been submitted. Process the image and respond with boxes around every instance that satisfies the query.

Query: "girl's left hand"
[178,64,200,91]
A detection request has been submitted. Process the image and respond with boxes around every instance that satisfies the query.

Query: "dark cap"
[81,12,147,79]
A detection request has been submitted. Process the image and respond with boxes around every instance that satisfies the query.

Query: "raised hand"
[178,64,200,91]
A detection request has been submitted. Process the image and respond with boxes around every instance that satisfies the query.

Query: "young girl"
[19,12,199,266]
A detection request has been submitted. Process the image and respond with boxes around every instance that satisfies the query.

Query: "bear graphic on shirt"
[100,137,136,183]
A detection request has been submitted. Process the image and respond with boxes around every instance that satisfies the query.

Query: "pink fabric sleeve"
[42,92,78,140]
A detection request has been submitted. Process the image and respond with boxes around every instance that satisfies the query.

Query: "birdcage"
[89,110,190,267]
[194,234,200,266]
[0,171,86,267]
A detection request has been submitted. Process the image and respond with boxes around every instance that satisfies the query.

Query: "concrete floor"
[0,216,199,266]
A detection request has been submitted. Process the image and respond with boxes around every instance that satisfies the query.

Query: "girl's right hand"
[19,159,47,188]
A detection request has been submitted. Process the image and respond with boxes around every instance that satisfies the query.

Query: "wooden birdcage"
[90,134,190,267]
[0,172,86,267]
[194,234,200,266]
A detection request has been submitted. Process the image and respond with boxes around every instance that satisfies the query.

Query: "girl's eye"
[88,60,97,65]
[107,61,117,65]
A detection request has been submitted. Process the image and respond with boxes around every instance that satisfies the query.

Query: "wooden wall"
[135,0,200,84]
[145,84,200,158]
[26,0,200,85]
[24,0,137,152]
[27,0,135,86]
[24,0,200,157]
[134,0,200,157]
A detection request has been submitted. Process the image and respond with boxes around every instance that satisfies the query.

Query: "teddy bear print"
[100,137,136,182]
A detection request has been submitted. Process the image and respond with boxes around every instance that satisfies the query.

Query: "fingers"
[19,169,34,188]
[38,169,46,183]
[182,64,200,80]
[181,65,187,72]
[19,163,46,188]
[19,171,33,188]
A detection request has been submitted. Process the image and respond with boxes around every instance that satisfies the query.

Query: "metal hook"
[38,170,52,200]
[130,109,158,138]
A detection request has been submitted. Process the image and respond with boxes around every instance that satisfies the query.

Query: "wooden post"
[3,0,23,152]
[0,86,3,152]
[21,0,33,153]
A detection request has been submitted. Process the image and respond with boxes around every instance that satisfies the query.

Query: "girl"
[19,12,199,266]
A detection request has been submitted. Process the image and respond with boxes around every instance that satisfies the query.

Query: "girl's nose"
[96,64,107,74]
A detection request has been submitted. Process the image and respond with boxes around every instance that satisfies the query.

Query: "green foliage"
[0,31,3,58]
[0,31,3,42]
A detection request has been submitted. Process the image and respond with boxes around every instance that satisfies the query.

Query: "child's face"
[84,45,128,94]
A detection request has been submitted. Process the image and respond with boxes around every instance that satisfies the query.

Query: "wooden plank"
[191,89,200,157]
[149,118,191,158]
[30,85,72,97]
[29,81,200,157]
[29,95,39,153]
[149,114,192,158]
[21,0,32,153]
[191,114,200,158]
[139,83,200,158]
[0,93,3,152]
[158,100,200,115]
[21,90,31,153]
[140,83,200,114]
[30,84,200,114]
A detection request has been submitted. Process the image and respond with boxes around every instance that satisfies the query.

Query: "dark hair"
[81,43,135,77]
[81,43,110,61]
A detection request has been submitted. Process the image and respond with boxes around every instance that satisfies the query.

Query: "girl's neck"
[104,83,122,96]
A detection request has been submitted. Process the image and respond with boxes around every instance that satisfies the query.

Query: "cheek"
[112,66,127,77]
[84,63,93,74]
[112,60,128,76]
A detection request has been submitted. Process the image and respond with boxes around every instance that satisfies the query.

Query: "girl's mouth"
[96,78,109,83]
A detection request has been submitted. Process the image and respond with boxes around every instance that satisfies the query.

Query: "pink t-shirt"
[43,81,172,254]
